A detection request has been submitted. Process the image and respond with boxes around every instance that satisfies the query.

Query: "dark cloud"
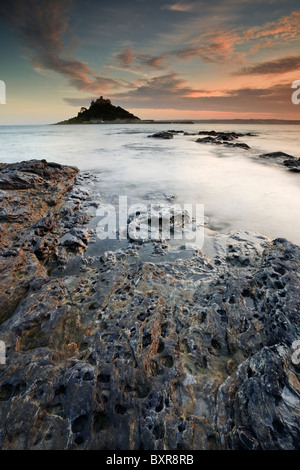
[113,47,169,71]
[137,54,169,69]
[112,77,293,114]
[114,73,199,101]
[115,48,135,67]
[234,55,300,75]
[173,46,224,63]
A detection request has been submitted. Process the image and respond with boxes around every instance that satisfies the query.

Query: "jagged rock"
[283,159,300,167]
[196,135,250,150]
[0,221,300,450]
[0,160,299,451]
[283,159,300,172]
[260,151,295,159]
[226,142,250,150]
[259,153,300,172]
[288,167,300,173]
[198,131,256,137]
[198,130,219,136]
[196,136,219,144]
[0,248,47,324]
[215,133,237,141]
[0,159,97,323]
[147,132,174,139]
[0,160,79,249]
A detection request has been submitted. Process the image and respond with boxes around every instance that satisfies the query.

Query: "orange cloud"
[115,48,135,67]
[234,55,300,75]
[178,11,300,64]
[243,11,300,42]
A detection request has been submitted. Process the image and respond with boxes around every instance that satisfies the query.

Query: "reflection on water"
[0,123,299,246]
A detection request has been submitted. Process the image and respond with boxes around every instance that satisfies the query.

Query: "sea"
[0,122,300,253]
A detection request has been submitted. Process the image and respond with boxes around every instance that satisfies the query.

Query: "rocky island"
[56,97,140,124]
[0,159,300,450]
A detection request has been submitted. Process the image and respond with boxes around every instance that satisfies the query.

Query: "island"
[56,96,141,124]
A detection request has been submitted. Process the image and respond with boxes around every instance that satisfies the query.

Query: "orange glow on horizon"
[130,108,299,121]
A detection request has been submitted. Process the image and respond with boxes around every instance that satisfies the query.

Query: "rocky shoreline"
[0,159,300,450]
[147,130,300,172]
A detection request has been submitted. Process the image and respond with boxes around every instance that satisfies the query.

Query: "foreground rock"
[0,160,300,453]
[0,160,98,324]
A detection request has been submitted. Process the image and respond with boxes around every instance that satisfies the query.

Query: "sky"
[0,0,299,124]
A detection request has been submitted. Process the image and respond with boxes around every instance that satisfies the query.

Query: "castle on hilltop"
[92,96,111,105]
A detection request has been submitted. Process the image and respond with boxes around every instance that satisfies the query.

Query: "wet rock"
[287,167,300,173]
[214,133,237,141]
[126,201,192,243]
[164,193,176,201]
[59,227,91,254]
[1,222,300,450]
[0,161,299,450]
[147,132,174,139]
[260,151,295,159]
[196,132,250,150]
[226,142,250,150]
[198,130,219,136]
[283,159,300,172]
[197,136,219,144]
[259,152,300,172]
[198,131,256,137]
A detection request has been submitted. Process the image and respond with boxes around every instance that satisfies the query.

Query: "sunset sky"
[0,0,299,124]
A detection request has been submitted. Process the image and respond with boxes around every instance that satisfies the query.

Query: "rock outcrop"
[147,131,174,139]
[0,161,300,450]
[0,160,98,326]
[57,96,140,124]
[196,132,250,150]
[259,152,300,172]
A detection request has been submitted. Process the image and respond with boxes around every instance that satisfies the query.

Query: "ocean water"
[0,123,300,249]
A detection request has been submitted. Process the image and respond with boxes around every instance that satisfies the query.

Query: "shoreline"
[0,158,300,450]
[54,118,300,125]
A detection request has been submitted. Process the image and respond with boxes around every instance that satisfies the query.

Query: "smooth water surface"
[0,123,299,246]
